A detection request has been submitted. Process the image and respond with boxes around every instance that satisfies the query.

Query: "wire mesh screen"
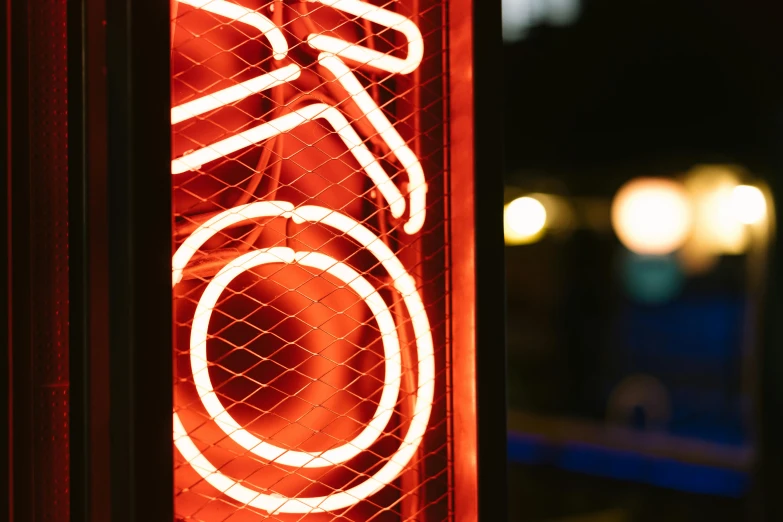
[28,0,71,517]
[170,1,451,519]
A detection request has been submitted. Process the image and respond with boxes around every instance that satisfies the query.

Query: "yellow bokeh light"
[611,178,692,255]
[731,185,767,225]
[679,167,750,275]
[697,183,747,254]
[504,196,547,245]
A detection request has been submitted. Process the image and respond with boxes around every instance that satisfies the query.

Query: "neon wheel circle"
[189,246,402,468]
[172,202,435,514]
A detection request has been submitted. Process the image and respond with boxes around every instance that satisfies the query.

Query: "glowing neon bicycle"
[171,0,433,513]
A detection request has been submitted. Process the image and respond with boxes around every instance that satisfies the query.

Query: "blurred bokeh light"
[505,196,548,245]
[731,185,767,225]
[611,178,692,256]
[679,166,751,274]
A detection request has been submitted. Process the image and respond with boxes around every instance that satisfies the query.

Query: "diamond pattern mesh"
[28,0,70,517]
[171,1,451,520]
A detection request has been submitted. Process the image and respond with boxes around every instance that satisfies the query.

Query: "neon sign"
[171,0,427,233]
[171,0,432,514]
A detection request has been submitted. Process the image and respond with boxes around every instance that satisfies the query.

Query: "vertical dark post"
[68,0,87,509]
[70,0,113,519]
[105,0,173,520]
[1,0,11,517]
[451,0,507,519]
[473,1,508,520]
[1,0,10,515]
[758,116,783,522]
[69,0,88,515]
[7,0,72,519]
[6,0,33,519]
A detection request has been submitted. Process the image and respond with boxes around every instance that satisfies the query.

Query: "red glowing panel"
[171,1,451,519]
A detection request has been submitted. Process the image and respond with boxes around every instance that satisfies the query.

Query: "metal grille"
[171,1,451,519]
[28,0,71,517]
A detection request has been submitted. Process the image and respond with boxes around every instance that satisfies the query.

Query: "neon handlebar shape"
[318,53,427,234]
[171,64,301,125]
[170,103,407,220]
[171,0,428,233]
[306,0,424,75]
[177,0,289,59]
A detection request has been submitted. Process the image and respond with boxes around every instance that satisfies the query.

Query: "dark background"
[502,0,783,520]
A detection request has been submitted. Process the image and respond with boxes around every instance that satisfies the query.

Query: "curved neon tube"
[172,200,294,285]
[173,203,434,513]
[188,246,402,468]
[319,54,427,234]
[306,0,424,75]
[171,103,406,219]
[177,0,289,60]
[171,64,301,125]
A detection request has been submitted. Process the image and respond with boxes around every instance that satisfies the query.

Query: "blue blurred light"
[508,431,749,497]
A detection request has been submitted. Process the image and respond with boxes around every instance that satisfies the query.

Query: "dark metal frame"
[472,0,509,518]
[5,0,34,518]
[758,127,783,522]
[105,0,173,516]
[6,0,74,516]
[69,0,112,518]
[69,0,173,520]
[449,0,508,521]
[0,0,8,514]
